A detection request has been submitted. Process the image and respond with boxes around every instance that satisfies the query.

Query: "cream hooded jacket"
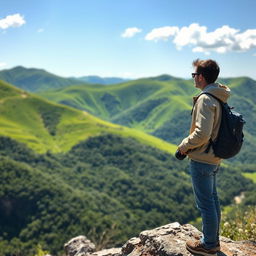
[178,83,231,165]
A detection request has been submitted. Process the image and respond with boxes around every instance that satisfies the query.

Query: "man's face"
[193,69,201,89]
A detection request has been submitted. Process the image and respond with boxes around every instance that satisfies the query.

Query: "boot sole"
[186,245,217,256]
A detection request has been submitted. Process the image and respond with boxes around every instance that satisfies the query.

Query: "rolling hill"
[38,75,195,134]
[0,66,83,92]
[0,79,176,154]
[38,75,256,165]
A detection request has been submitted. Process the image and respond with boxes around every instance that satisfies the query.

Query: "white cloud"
[120,72,134,78]
[145,23,256,54]
[37,28,45,33]
[145,26,178,41]
[121,27,142,38]
[0,62,7,68]
[0,13,26,30]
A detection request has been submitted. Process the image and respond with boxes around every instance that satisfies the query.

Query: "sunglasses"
[191,73,200,78]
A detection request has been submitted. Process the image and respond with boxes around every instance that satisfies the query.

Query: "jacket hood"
[201,83,231,103]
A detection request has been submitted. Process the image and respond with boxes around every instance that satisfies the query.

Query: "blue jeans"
[190,160,221,249]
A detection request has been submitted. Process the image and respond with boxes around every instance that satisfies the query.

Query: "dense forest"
[0,135,255,256]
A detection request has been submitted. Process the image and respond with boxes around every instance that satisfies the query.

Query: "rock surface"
[64,235,96,256]
[90,248,121,256]
[65,223,256,256]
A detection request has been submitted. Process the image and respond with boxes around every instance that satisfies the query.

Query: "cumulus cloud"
[145,23,256,54]
[145,26,179,41]
[0,13,25,30]
[121,27,142,38]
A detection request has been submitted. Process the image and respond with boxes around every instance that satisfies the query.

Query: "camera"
[175,150,187,160]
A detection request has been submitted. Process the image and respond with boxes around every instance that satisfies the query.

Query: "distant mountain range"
[0,66,84,92]
[0,66,129,92]
[77,75,129,85]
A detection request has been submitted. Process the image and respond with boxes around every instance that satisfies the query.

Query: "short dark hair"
[193,59,220,84]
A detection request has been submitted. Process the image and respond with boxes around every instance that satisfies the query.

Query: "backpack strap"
[191,92,223,115]
[191,92,223,153]
[201,92,223,105]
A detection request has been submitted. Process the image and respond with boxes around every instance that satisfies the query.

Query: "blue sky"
[1,0,256,79]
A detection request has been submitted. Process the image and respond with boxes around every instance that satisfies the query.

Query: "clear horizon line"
[0,65,255,81]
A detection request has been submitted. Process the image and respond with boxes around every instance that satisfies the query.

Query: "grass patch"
[242,172,256,183]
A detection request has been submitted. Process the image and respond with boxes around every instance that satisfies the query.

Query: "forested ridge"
[0,135,255,256]
[38,74,256,166]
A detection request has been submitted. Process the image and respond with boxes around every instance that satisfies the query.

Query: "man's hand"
[175,148,187,160]
[178,149,187,155]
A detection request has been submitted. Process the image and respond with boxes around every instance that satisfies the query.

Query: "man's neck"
[200,83,210,91]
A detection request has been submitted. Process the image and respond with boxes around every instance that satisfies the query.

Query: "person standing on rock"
[177,59,230,256]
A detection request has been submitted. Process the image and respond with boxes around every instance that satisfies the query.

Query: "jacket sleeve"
[178,96,215,153]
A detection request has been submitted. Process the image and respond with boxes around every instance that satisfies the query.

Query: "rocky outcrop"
[64,222,256,256]
[64,236,96,256]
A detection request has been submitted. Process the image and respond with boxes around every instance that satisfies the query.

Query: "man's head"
[192,59,220,89]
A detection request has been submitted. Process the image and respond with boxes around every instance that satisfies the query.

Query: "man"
[178,59,230,256]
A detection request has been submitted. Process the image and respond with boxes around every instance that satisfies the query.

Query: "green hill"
[39,75,195,132]
[0,80,176,154]
[0,66,83,92]
[38,75,256,165]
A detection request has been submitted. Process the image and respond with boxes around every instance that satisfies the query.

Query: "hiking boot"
[186,240,218,256]
[194,235,220,251]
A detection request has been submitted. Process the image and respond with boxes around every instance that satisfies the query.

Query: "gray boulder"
[65,223,256,256]
[64,235,96,256]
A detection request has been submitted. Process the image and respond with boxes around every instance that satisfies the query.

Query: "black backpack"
[196,92,246,159]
